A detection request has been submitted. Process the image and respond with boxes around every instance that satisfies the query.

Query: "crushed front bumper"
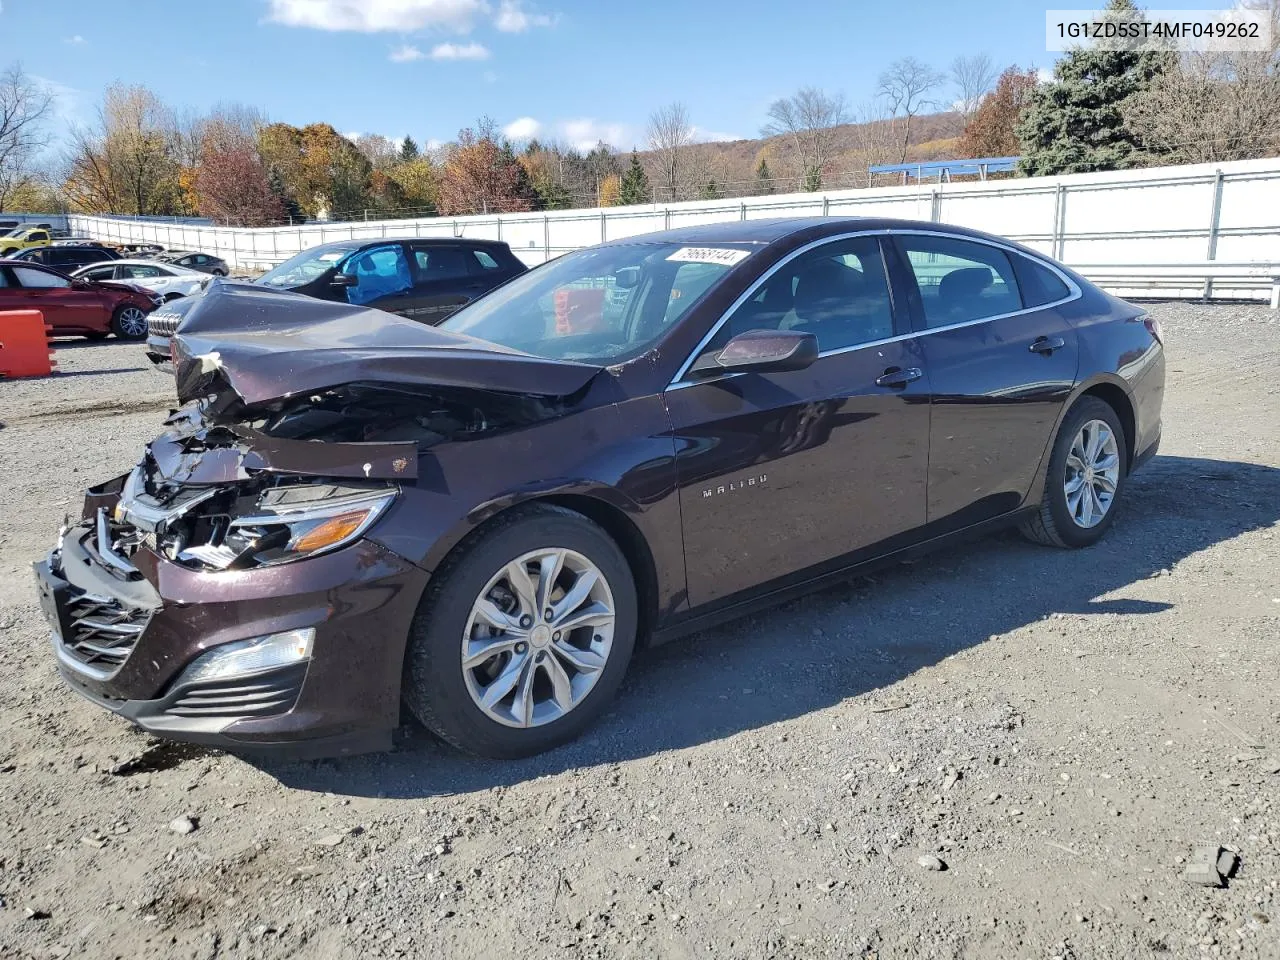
[34,487,429,759]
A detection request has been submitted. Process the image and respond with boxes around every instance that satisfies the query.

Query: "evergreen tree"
[399,136,420,162]
[803,166,822,192]
[500,141,538,211]
[700,177,722,200]
[267,166,303,222]
[619,150,651,205]
[1016,0,1173,175]
[754,157,775,195]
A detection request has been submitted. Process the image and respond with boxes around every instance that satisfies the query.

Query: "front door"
[890,232,1081,529]
[395,243,485,324]
[9,265,104,332]
[342,244,415,315]
[666,234,931,608]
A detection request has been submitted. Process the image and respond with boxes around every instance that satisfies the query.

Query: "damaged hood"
[170,282,602,406]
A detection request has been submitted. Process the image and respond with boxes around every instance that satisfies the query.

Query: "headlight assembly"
[176,487,397,570]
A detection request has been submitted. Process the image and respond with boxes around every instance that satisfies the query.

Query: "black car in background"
[254,237,527,318]
[38,218,1164,761]
[145,237,528,367]
[6,244,121,271]
[157,251,229,275]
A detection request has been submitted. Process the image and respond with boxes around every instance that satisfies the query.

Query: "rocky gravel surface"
[1,304,1278,959]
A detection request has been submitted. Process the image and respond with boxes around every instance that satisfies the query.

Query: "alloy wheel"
[1064,418,1120,528]
[461,548,616,729]
[117,306,148,337]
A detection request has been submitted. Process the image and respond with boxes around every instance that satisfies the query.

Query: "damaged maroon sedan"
[34,218,1164,759]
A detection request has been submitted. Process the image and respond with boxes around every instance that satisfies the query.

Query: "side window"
[13,267,70,289]
[709,235,895,354]
[345,245,412,305]
[472,250,501,271]
[898,235,1022,327]
[1013,254,1072,307]
[30,231,48,242]
[665,262,724,324]
[123,264,163,279]
[411,245,473,284]
[0,269,9,288]
[83,266,114,281]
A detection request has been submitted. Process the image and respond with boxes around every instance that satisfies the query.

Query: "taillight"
[1142,315,1163,345]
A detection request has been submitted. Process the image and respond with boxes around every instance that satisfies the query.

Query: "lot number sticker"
[666,247,752,266]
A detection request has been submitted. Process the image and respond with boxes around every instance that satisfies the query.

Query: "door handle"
[1029,336,1066,355]
[875,366,923,389]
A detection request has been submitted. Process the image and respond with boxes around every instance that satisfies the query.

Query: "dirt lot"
[1,304,1278,960]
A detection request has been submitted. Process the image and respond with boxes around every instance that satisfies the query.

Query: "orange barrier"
[554,288,606,336]
[0,309,56,378]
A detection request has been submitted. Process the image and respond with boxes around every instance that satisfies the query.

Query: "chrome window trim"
[666,228,1083,391]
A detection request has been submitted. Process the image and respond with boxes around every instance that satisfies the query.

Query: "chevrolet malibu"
[34,218,1164,759]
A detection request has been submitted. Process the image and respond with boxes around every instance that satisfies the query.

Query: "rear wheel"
[110,304,149,340]
[163,292,184,302]
[1020,397,1128,548]
[0,247,16,256]
[403,504,637,758]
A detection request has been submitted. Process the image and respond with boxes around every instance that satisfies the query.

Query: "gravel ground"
[1,304,1278,960]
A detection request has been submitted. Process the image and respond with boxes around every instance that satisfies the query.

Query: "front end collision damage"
[37,291,616,755]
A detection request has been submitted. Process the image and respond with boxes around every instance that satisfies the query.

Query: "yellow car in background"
[0,226,54,257]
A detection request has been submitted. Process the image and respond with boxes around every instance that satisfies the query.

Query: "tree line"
[0,0,1275,221]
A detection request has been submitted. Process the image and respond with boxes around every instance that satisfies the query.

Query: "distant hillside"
[631,110,970,198]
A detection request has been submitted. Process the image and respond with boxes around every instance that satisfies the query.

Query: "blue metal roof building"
[869,156,1020,184]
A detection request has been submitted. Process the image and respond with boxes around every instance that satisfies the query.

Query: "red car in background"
[0,261,162,339]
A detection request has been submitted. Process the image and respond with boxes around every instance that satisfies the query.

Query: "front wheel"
[110,304,149,340]
[403,504,637,758]
[0,247,16,256]
[1020,396,1128,548]
[163,292,184,302]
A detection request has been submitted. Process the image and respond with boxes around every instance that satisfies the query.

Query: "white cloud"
[559,118,631,151]
[503,116,541,140]
[64,34,86,45]
[1036,66,1054,83]
[425,138,444,151]
[343,131,362,142]
[389,44,424,62]
[430,41,489,60]
[494,0,553,32]
[266,0,485,33]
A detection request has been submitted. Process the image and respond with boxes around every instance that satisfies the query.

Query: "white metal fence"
[61,156,1280,301]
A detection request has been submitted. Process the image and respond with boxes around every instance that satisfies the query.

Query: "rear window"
[472,250,500,270]
[1014,255,1072,307]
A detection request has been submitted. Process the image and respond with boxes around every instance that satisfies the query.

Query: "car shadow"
[50,339,137,351]
[264,454,1280,797]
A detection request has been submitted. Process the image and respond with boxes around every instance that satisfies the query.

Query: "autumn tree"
[258,122,372,218]
[197,142,283,225]
[388,156,439,213]
[618,150,650,205]
[761,87,849,191]
[520,145,573,209]
[64,84,182,215]
[598,172,622,206]
[0,65,53,211]
[957,67,1039,158]
[437,122,534,215]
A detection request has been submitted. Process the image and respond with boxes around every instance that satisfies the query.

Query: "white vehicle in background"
[72,259,212,301]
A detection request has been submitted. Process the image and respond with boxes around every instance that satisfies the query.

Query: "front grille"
[147,312,179,337]
[165,664,305,719]
[62,591,149,669]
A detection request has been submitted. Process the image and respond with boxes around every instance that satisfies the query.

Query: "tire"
[403,504,637,758]
[1020,396,1128,549]
[0,247,16,257]
[110,304,149,340]
[163,292,184,302]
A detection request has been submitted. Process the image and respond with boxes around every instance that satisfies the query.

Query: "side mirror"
[331,272,358,287]
[613,266,640,289]
[690,329,819,376]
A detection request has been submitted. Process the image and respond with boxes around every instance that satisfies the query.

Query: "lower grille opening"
[63,592,149,669]
[164,663,306,719]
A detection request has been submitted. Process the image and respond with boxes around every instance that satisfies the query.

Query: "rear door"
[890,232,1080,529]
[396,242,484,323]
[666,234,932,607]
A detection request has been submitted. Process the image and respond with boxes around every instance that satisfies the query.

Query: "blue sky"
[0,0,1237,153]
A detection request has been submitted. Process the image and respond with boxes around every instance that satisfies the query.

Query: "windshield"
[439,242,753,363]
[257,247,356,288]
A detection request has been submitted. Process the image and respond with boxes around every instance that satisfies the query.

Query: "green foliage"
[700,177,722,200]
[399,136,420,162]
[803,166,822,191]
[619,151,650,205]
[1016,0,1174,175]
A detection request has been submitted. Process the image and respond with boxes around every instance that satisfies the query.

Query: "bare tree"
[0,65,54,210]
[646,102,695,202]
[950,53,997,122]
[877,57,947,162]
[761,87,850,190]
[847,101,905,187]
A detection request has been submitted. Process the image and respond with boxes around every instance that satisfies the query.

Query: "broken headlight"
[177,486,397,570]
